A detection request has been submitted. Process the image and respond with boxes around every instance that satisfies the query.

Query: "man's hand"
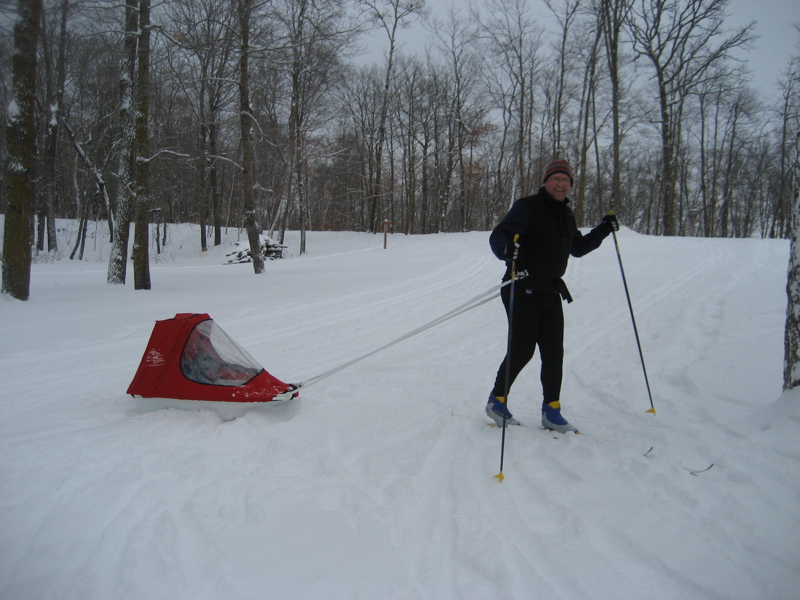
[600,213,619,233]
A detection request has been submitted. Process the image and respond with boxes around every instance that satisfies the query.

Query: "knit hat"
[543,159,573,185]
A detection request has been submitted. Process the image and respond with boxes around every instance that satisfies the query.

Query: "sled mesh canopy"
[180,319,262,386]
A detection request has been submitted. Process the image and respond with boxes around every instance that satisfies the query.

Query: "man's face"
[544,173,571,201]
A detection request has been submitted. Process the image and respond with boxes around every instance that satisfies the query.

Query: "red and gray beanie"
[543,159,574,185]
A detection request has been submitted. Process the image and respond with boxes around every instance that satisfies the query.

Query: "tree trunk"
[657,74,676,236]
[238,0,264,274]
[107,0,139,285]
[133,0,152,290]
[40,0,69,254]
[288,0,308,253]
[600,0,627,214]
[2,0,43,300]
[199,65,209,254]
[783,130,800,390]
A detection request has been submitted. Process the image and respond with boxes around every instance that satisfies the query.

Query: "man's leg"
[537,292,564,403]
[491,287,544,397]
[538,295,578,433]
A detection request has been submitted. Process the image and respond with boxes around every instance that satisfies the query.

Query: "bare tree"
[167,0,237,251]
[2,0,43,300]
[273,0,359,253]
[339,65,382,230]
[543,0,582,156]
[597,0,632,213]
[391,57,422,233]
[2,0,798,252]
[569,8,602,226]
[627,0,754,235]
[357,0,426,232]
[774,47,800,239]
[431,5,486,231]
[477,0,544,197]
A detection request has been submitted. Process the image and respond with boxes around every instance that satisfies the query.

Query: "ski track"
[1,227,799,599]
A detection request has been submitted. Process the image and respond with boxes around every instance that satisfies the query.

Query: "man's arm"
[570,214,617,257]
[490,200,530,260]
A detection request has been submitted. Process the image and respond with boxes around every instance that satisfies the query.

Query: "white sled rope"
[299,283,506,390]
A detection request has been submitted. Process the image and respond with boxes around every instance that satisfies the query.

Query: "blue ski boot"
[486,394,520,426]
[541,401,579,434]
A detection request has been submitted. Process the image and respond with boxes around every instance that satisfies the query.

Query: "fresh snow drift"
[0,219,798,600]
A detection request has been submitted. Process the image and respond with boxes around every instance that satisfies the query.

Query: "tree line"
[2,0,799,296]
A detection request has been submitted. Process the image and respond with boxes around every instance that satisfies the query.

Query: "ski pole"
[608,211,656,415]
[494,235,520,482]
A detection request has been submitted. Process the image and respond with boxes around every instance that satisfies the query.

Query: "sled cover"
[127,313,296,403]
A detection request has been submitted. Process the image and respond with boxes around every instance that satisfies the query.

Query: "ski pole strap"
[300,284,502,389]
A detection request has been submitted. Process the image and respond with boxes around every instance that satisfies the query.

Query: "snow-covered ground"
[1,219,798,600]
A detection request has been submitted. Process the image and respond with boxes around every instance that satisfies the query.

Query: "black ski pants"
[491,283,564,405]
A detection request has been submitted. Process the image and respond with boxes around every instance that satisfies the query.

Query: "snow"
[7,98,20,120]
[1,219,799,600]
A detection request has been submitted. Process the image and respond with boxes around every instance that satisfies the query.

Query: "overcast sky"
[379,0,799,102]
[727,0,799,93]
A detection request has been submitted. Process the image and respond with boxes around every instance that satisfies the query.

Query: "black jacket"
[489,187,609,301]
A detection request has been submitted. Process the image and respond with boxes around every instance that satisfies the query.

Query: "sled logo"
[145,349,165,367]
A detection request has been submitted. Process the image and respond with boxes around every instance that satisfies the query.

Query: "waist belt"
[504,269,572,303]
[507,269,573,303]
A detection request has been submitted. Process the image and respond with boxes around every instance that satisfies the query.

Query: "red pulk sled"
[128,313,298,417]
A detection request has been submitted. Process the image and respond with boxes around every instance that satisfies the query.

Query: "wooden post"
[383,219,392,249]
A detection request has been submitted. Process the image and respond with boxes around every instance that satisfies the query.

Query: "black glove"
[600,213,619,234]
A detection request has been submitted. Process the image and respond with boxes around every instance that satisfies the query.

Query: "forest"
[1,0,799,288]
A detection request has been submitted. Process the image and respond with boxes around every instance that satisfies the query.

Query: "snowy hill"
[1,221,799,599]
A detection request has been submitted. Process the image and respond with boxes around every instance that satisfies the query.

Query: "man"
[485,159,618,433]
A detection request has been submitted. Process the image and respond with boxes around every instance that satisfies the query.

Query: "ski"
[643,448,714,475]
[486,421,580,436]
[541,426,582,436]
[684,463,715,476]
[486,423,712,475]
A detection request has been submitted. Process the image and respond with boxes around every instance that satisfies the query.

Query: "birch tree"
[107,0,139,284]
[783,129,800,390]
[782,43,800,390]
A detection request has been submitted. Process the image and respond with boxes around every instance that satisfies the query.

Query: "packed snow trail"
[1,223,799,600]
